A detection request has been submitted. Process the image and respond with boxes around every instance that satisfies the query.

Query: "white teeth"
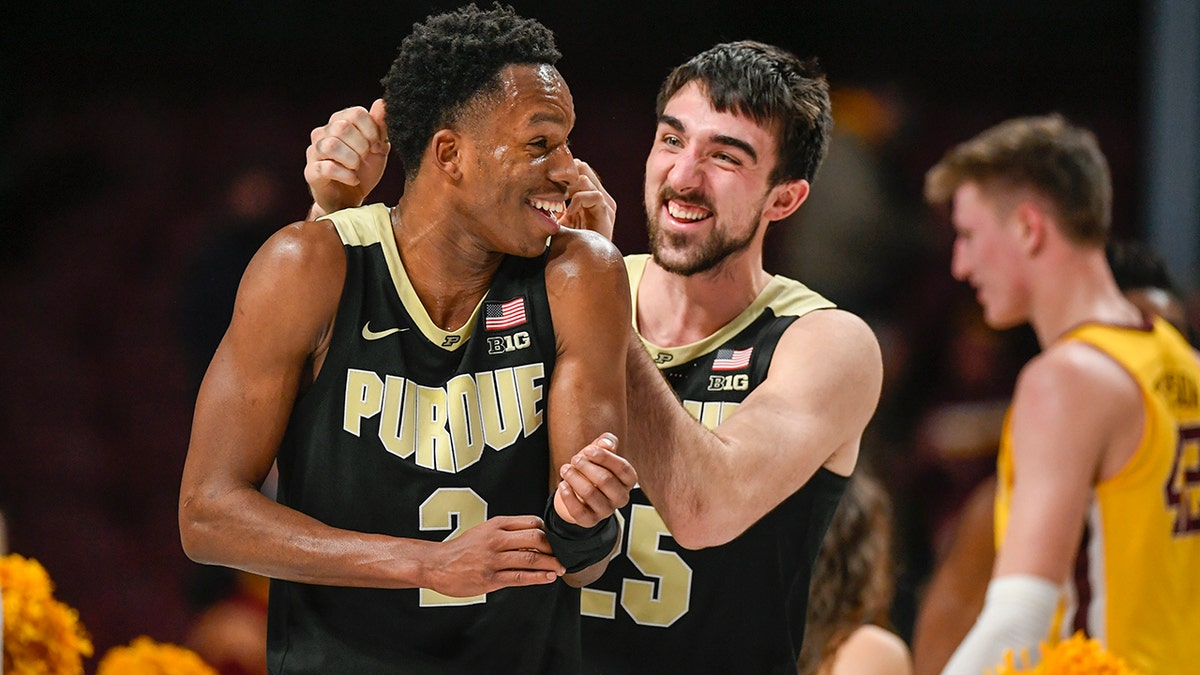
[531,198,565,215]
[667,200,710,221]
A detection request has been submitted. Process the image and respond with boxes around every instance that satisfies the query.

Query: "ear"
[762,179,810,223]
[429,129,463,181]
[1013,201,1047,255]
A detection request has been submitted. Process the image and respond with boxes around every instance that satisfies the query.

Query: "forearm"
[914,495,994,674]
[180,485,426,588]
[307,185,366,221]
[913,590,984,675]
[941,575,1058,675]
[560,533,621,587]
[622,333,736,547]
[306,202,329,221]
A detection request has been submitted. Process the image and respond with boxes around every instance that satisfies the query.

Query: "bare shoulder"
[545,228,629,298]
[231,219,346,352]
[745,309,882,476]
[1013,341,1140,419]
[248,219,346,285]
[772,309,884,403]
[1022,339,1136,387]
[829,624,913,675]
[547,228,626,272]
[1008,340,1142,479]
[780,309,882,369]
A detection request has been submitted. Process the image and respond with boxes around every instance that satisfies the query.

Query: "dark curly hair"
[1107,238,1177,295]
[656,41,832,186]
[381,3,561,180]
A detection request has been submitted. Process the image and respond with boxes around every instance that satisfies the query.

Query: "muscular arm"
[179,222,564,594]
[623,308,882,549]
[544,229,635,585]
[994,345,1140,581]
[942,344,1143,673]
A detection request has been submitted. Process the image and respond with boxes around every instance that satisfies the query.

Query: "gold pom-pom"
[990,632,1142,675]
[1,553,94,674]
[97,636,218,675]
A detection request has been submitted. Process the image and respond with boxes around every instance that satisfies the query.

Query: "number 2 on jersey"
[419,487,488,606]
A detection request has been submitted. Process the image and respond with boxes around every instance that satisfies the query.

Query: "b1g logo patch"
[708,374,749,392]
[488,330,531,355]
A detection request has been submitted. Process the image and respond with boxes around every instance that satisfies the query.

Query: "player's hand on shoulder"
[553,433,637,528]
[305,99,389,218]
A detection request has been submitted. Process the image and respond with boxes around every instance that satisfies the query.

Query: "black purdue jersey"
[267,205,579,674]
[580,254,849,675]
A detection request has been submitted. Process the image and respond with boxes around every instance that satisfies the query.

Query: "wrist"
[543,496,619,573]
[307,202,328,221]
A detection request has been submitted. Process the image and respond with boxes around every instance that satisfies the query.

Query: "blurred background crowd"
[2,0,1197,671]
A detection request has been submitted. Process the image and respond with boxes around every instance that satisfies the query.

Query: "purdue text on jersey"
[343,364,546,473]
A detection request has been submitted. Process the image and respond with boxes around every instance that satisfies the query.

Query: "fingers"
[368,98,389,153]
[559,159,616,240]
[305,103,392,214]
[306,104,389,183]
[557,433,636,524]
[489,515,550,541]
[484,524,564,578]
[305,146,363,187]
[317,105,386,156]
[574,433,637,492]
[575,160,615,213]
[490,568,560,587]
[427,514,572,596]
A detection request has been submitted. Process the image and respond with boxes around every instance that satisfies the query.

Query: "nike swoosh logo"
[362,322,409,340]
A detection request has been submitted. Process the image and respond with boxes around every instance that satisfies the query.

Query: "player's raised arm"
[543,227,635,585]
[624,308,882,549]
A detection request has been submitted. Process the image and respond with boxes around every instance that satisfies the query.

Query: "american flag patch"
[484,297,527,330]
[712,347,753,371]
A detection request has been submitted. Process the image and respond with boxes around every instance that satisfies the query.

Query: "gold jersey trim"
[322,204,479,352]
[624,253,836,365]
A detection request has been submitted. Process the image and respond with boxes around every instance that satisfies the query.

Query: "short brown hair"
[924,114,1112,245]
[656,41,832,186]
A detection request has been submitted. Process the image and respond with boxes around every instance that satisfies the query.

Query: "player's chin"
[982,306,1025,330]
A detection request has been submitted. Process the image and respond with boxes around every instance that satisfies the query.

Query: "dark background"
[1,0,1184,665]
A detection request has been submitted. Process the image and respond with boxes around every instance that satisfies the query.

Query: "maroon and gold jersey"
[995,317,1200,673]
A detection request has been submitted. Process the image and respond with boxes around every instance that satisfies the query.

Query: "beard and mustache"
[645,185,763,277]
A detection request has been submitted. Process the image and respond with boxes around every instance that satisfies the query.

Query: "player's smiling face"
[460,64,578,258]
[643,81,781,276]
